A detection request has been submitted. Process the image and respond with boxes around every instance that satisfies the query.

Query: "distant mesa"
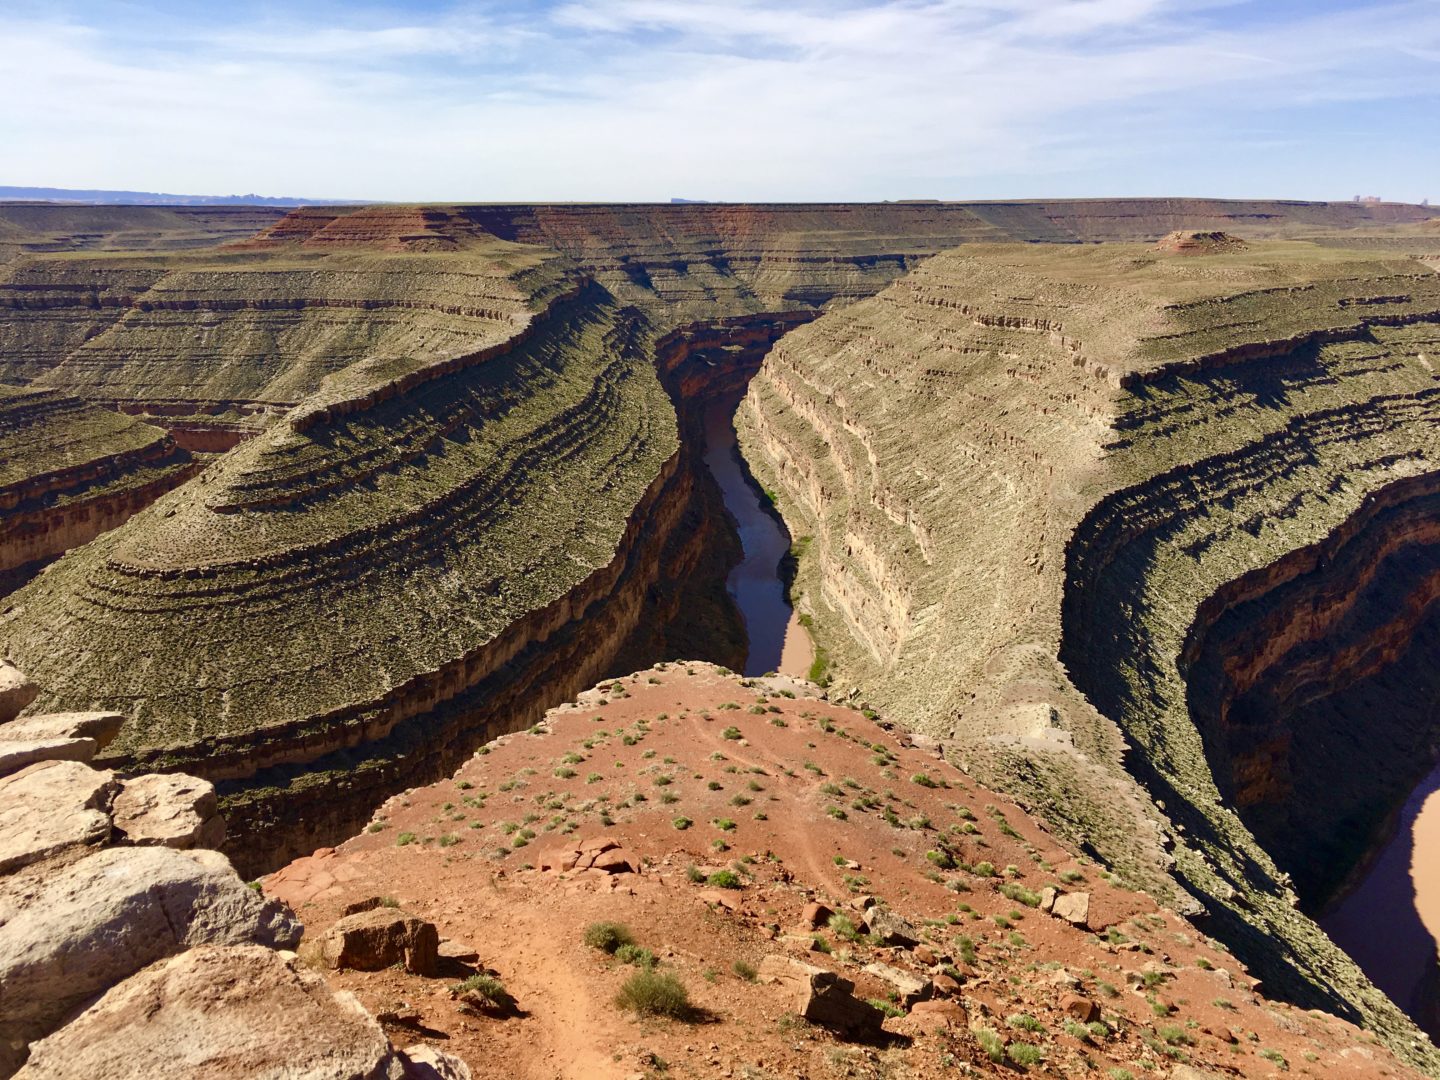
[1155,229,1247,254]
[235,205,494,251]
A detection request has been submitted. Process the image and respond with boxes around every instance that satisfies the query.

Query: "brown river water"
[1321,760,1440,1034]
[701,400,814,679]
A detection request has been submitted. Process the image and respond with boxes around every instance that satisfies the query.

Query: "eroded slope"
[266,664,1415,1080]
[738,239,1440,1064]
[0,237,709,868]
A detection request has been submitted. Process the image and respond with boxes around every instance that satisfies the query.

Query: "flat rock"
[0,738,96,779]
[0,759,115,874]
[0,712,125,750]
[758,955,884,1037]
[866,906,920,948]
[401,1045,472,1080]
[0,846,302,1053]
[438,938,480,963]
[0,663,38,725]
[1051,891,1091,929]
[931,973,963,996]
[589,847,637,874]
[696,889,740,912]
[15,945,402,1080]
[909,999,967,1027]
[314,908,439,976]
[111,772,225,850]
[862,961,932,1007]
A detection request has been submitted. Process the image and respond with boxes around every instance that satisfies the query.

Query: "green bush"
[1000,882,1042,907]
[972,1027,1005,1063]
[583,922,634,954]
[733,959,758,981]
[1007,1042,1044,1067]
[453,973,514,1012]
[707,869,742,889]
[828,914,861,942]
[615,944,657,968]
[616,969,692,1018]
[911,772,939,788]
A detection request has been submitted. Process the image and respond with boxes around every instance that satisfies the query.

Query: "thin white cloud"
[0,1,1435,201]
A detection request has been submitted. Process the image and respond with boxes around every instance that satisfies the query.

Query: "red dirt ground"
[266,663,1416,1080]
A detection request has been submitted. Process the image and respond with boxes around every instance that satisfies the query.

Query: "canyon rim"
[4,1,1440,1075]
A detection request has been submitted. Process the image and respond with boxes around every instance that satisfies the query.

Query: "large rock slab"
[313,908,440,976]
[0,712,125,750]
[14,945,403,1080]
[111,772,225,850]
[1051,891,1091,929]
[0,664,37,725]
[865,906,920,948]
[758,955,884,1036]
[0,846,302,1058]
[862,961,933,1007]
[0,760,114,874]
[0,738,96,779]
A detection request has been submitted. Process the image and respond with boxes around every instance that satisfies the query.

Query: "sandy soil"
[267,663,1415,1079]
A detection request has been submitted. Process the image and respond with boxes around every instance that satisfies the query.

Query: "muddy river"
[701,400,814,678]
[1322,761,1440,1034]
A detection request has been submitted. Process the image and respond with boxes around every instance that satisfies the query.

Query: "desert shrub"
[733,959,758,981]
[453,973,514,1012]
[972,1027,1005,1063]
[615,944,657,968]
[583,922,634,954]
[1000,882,1041,907]
[1007,1042,1044,1066]
[707,869,742,889]
[616,970,692,1018]
[828,914,861,942]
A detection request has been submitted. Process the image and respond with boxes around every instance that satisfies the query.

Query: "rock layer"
[739,238,1440,1065]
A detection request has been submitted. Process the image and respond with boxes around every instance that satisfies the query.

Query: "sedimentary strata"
[6,201,1440,1068]
[0,386,200,585]
[739,238,1440,1065]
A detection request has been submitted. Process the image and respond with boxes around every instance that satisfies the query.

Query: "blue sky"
[1,0,1436,202]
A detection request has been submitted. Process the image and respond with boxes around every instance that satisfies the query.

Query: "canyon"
[4,199,1440,1074]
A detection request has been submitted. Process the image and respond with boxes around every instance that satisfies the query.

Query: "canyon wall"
[0,387,201,585]
[7,202,1440,1064]
[738,237,1440,1064]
